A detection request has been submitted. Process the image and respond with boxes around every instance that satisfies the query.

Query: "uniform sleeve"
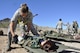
[10,9,19,22]
[27,11,33,22]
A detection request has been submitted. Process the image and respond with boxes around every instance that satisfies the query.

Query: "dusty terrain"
[0,28,29,53]
[0,28,80,53]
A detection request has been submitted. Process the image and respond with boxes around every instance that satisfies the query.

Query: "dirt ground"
[0,28,80,53]
[0,36,29,53]
[0,28,28,53]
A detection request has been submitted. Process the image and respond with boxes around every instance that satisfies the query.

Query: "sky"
[0,0,80,28]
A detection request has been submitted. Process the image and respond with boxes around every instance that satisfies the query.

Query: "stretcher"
[46,33,80,43]
[19,39,80,53]
[18,34,80,53]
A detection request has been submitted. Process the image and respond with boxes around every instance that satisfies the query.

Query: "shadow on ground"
[59,50,80,53]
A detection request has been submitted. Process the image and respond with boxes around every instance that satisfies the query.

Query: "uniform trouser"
[57,28,62,34]
[67,28,71,34]
[74,28,78,33]
[7,32,12,48]
[7,24,39,48]
[72,28,77,34]
[7,25,16,48]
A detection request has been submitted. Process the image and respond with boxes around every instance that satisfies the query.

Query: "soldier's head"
[59,18,62,21]
[41,40,59,52]
[20,7,29,17]
[20,3,27,8]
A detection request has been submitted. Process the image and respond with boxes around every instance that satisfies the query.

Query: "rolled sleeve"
[11,14,18,22]
[11,9,19,22]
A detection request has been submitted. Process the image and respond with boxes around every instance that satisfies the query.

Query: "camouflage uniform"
[6,4,39,51]
[56,19,64,34]
[72,21,79,34]
[66,22,71,34]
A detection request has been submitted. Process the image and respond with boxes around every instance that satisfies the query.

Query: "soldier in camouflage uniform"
[66,22,71,34]
[6,3,39,51]
[72,21,79,34]
[56,19,65,34]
